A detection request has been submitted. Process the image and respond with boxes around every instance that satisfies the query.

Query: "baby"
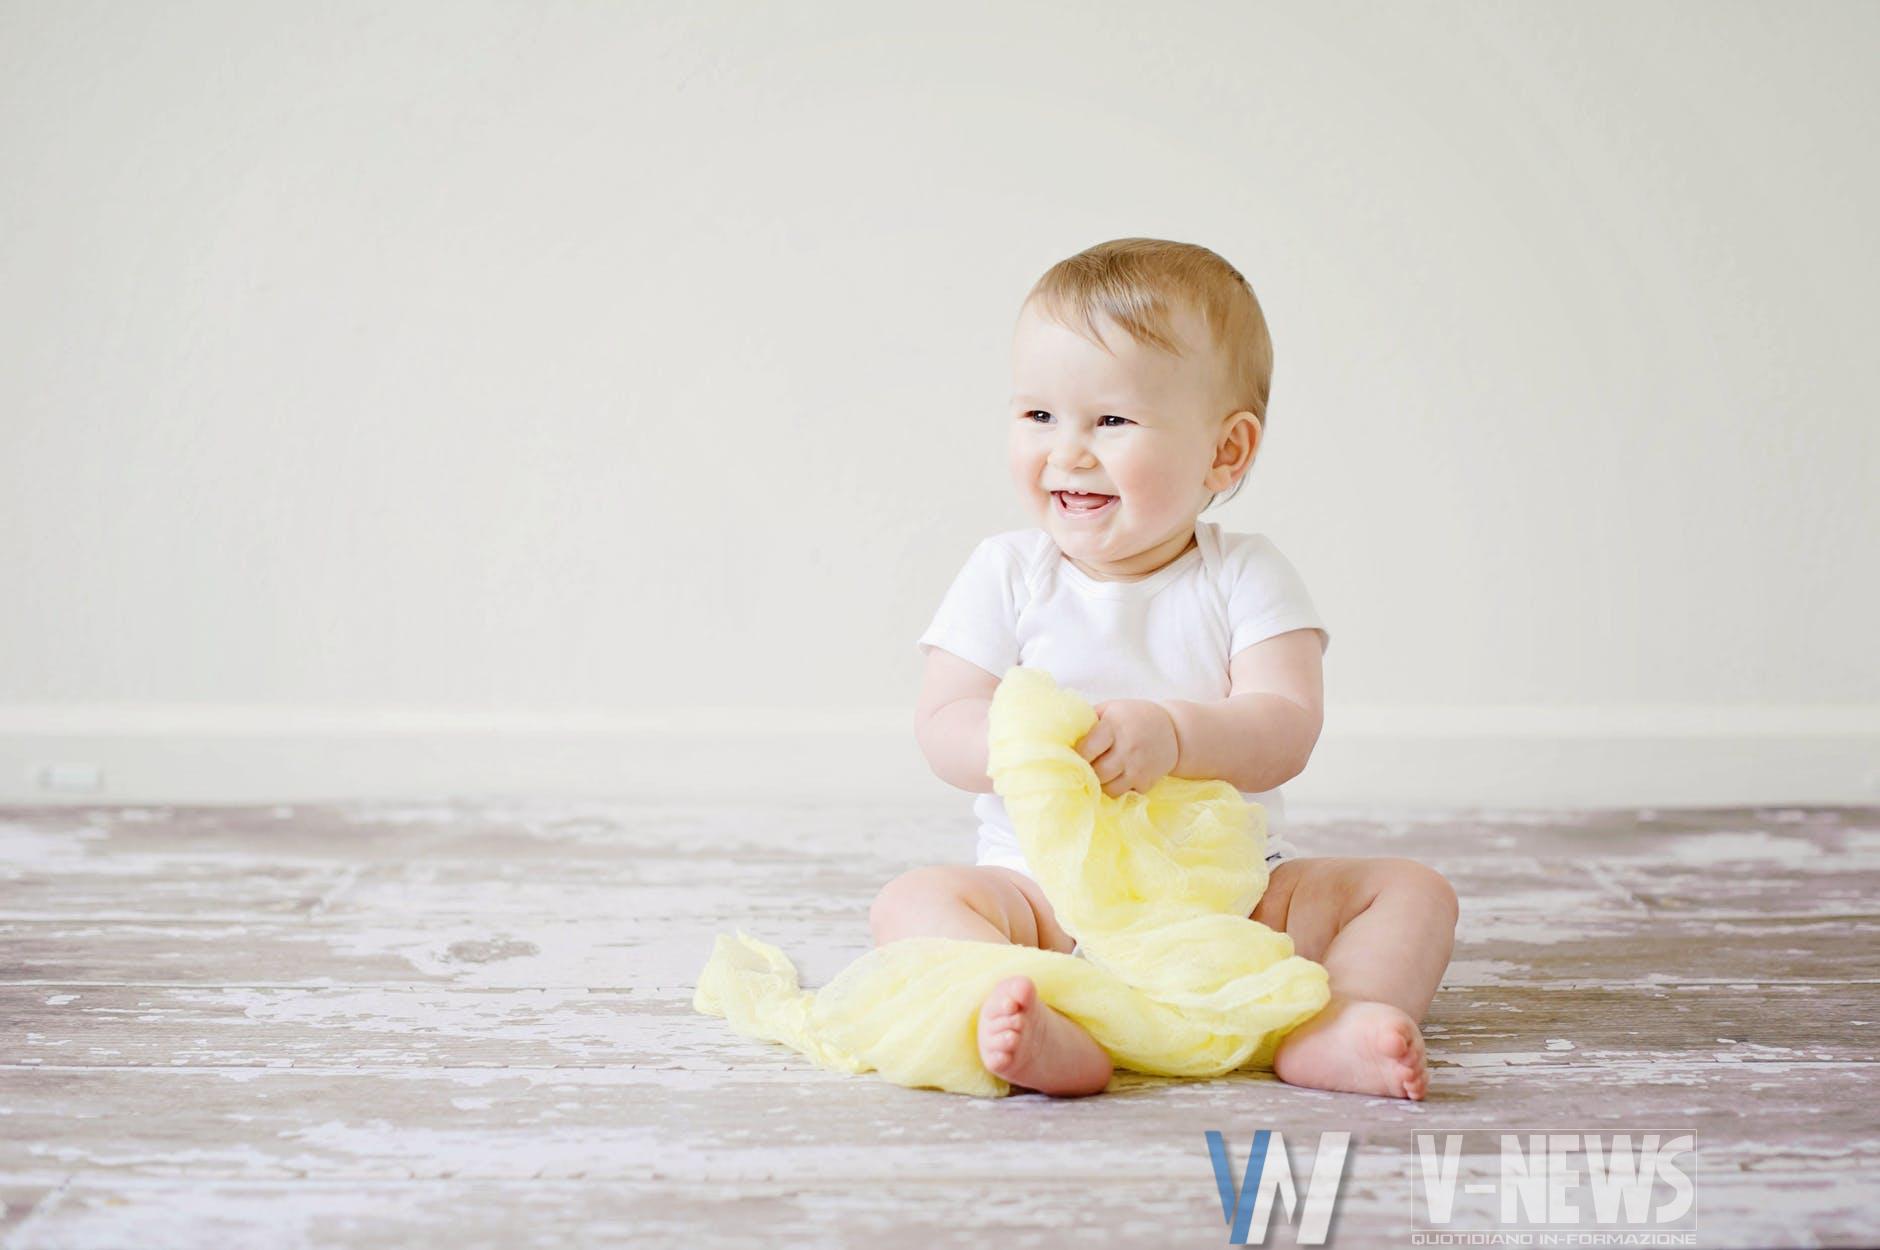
[872,238,1459,1100]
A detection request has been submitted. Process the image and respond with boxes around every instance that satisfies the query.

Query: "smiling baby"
[873,237,1460,1100]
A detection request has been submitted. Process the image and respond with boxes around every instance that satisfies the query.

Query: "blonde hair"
[1022,237,1273,511]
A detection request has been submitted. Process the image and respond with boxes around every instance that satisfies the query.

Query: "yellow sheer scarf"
[693,665,1330,1097]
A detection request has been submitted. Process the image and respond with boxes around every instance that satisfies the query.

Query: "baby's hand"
[1074,699,1180,799]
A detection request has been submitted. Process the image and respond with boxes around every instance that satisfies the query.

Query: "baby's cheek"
[1121,478,1179,516]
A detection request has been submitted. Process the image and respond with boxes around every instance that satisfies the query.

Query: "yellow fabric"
[692,664,1331,1097]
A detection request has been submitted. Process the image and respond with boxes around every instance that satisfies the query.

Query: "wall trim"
[2,703,1876,806]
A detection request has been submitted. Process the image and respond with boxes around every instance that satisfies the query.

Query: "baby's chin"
[1044,502,1208,563]
[1045,516,1137,558]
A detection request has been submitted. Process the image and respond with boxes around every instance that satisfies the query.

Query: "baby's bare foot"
[1272,996,1430,1100]
[977,975,1113,1097]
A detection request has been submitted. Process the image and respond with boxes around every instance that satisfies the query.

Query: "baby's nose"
[1048,436,1096,465]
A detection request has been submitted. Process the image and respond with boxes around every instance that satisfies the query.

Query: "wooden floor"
[1,800,1875,1249]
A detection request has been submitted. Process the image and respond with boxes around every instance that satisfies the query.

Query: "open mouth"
[1054,491,1117,518]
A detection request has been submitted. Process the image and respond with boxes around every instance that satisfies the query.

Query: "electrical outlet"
[38,763,104,793]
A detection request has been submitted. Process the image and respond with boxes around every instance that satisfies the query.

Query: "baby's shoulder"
[964,528,1053,599]
[981,526,1048,551]
[1208,521,1295,562]
[974,527,1052,568]
[1197,520,1284,574]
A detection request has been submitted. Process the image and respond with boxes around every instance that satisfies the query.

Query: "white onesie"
[917,520,1331,879]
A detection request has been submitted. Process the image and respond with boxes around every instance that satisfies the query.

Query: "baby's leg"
[1251,856,1460,1101]
[869,864,1075,950]
[869,865,1110,1096]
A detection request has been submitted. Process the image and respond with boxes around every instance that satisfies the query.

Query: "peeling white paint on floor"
[0,800,1875,1247]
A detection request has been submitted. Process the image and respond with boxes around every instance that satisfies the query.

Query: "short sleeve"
[1225,535,1331,659]
[917,537,1022,680]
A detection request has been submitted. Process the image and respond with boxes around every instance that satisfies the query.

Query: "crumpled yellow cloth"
[692,664,1331,1097]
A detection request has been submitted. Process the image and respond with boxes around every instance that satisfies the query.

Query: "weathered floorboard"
[1,801,1876,1249]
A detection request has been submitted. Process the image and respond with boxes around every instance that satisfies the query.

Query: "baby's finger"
[1107,766,1135,798]
[1076,723,1111,762]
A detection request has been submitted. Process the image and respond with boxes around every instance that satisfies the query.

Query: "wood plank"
[3,1163,1870,1250]
[14,805,1870,935]
[5,982,1874,1071]
[1448,913,1880,990]
[4,800,1876,1249]
[0,860,358,923]
[0,1178,67,1244]
[7,905,1871,994]
[1585,857,1880,917]
[3,1065,1874,1249]
[1286,805,1880,859]
[2,1063,1875,1182]
[10,800,1872,864]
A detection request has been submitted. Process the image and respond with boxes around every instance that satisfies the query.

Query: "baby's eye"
[1022,410,1132,427]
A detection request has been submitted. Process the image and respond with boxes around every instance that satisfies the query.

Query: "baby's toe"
[1000,975,1037,1010]
[981,977,1026,1019]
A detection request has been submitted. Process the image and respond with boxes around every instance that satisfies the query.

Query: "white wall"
[2,1,1875,806]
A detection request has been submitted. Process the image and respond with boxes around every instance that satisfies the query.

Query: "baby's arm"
[914,646,1001,793]
[1163,628,1325,793]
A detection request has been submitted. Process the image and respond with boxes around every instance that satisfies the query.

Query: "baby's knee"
[868,865,970,944]
[1381,858,1459,926]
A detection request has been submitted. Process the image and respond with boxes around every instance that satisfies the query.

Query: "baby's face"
[1007,299,1252,577]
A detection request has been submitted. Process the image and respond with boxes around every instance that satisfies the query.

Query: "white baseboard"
[0,704,1876,807]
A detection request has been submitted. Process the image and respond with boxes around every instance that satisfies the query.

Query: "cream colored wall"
[2,2,1875,804]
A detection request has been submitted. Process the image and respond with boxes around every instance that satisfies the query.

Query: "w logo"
[1204,1129,1352,1245]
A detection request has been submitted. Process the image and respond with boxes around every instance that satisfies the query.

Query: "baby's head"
[1008,237,1273,580]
